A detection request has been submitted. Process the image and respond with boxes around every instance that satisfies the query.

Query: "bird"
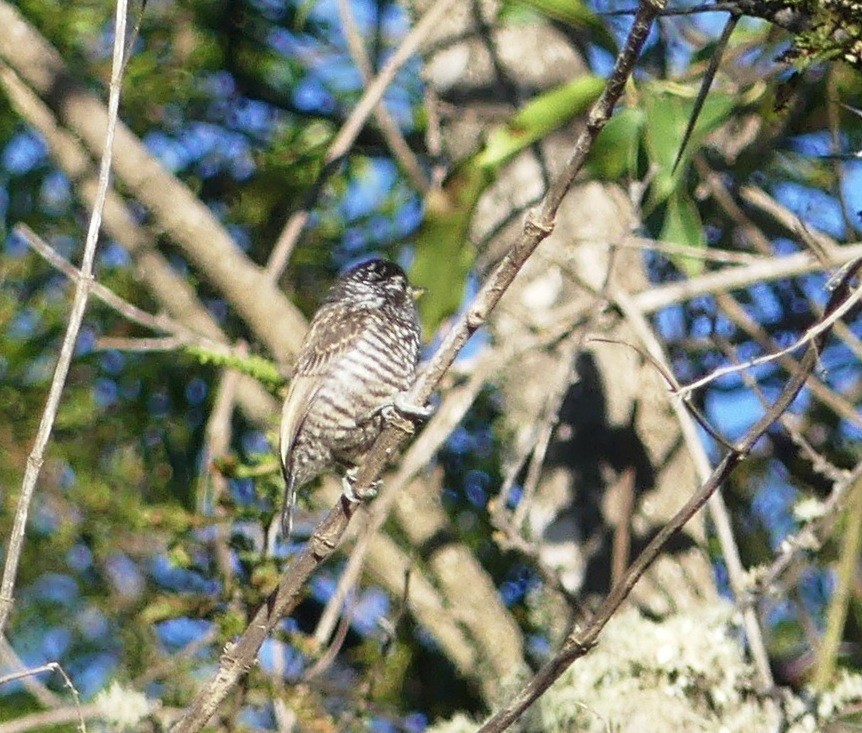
[278,258,426,539]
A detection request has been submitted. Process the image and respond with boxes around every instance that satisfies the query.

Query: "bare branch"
[169,0,667,726]
[264,0,456,280]
[0,661,86,733]
[0,0,128,635]
[475,258,861,733]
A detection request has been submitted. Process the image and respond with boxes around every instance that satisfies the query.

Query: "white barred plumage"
[278,259,422,538]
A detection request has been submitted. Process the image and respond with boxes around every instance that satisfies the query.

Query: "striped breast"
[285,305,420,487]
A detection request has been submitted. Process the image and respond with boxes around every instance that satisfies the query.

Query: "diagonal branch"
[0,0,127,636]
[169,0,667,728]
[0,0,307,360]
[475,257,861,733]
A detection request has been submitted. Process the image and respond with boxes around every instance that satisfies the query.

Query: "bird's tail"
[281,470,297,541]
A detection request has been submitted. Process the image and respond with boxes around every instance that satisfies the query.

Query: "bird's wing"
[279,373,320,539]
[279,303,372,469]
[279,304,372,538]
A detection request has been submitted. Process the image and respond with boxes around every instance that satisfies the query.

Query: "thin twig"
[0,0,128,635]
[716,335,848,484]
[476,258,860,733]
[264,0,455,281]
[16,224,242,362]
[0,636,62,707]
[0,662,86,733]
[170,0,665,726]
[676,279,862,398]
[337,0,428,192]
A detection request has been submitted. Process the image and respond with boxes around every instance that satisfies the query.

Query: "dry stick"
[619,235,767,265]
[691,164,862,430]
[94,336,186,352]
[610,467,636,587]
[0,637,62,708]
[264,0,457,281]
[0,662,86,733]
[609,289,774,691]
[16,224,240,361]
[337,0,429,193]
[699,155,858,337]
[476,258,861,733]
[171,0,665,727]
[753,460,862,605]
[0,0,128,636]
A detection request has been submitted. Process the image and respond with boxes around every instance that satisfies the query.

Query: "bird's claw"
[380,392,433,434]
[342,468,381,503]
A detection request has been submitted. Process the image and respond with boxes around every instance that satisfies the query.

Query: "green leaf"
[411,163,487,331]
[585,107,645,180]
[477,75,605,171]
[414,76,604,330]
[500,0,616,52]
[185,346,283,389]
[643,86,735,203]
[660,189,706,276]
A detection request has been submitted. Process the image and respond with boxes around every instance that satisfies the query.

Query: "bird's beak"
[411,286,426,301]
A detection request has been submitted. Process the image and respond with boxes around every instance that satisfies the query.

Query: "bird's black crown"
[331,258,412,306]
[344,258,407,284]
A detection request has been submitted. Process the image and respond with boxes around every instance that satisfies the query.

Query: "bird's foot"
[342,467,381,503]
[379,392,433,435]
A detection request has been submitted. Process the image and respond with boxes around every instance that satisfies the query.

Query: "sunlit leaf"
[477,75,605,171]
[660,188,706,276]
[500,0,616,52]
[644,85,735,203]
[585,107,645,180]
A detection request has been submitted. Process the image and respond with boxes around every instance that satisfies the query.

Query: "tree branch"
[0,0,307,361]
[0,0,128,635]
[170,0,667,726]
[475,257,860,733]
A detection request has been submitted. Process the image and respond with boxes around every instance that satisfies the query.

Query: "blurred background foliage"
[0,0,861,730]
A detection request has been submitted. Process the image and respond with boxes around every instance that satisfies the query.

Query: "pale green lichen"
[430,603,862,733]
[93,680,154,730]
